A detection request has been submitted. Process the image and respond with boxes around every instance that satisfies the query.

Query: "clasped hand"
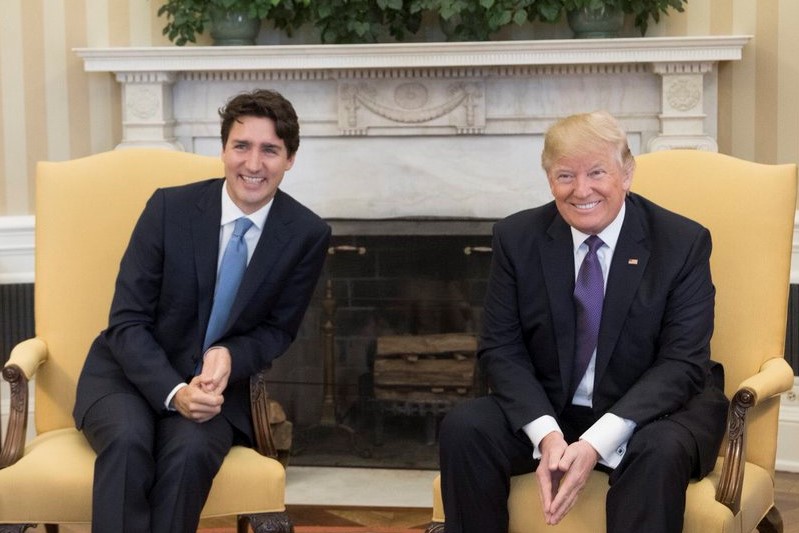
[535,432,599,525]
[172,347,232,423]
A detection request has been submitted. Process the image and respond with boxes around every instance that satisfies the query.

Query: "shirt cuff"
[580,412,636,468]
[522,415,562,460]
[165,382,188,411]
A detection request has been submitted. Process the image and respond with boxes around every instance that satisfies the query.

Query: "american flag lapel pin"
[628,258,639,265]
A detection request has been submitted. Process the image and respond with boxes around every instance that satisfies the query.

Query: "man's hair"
[218,89,300,157]
[541,111,635,176]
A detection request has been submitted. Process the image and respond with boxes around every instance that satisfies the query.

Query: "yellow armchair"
[426,150,797,533]
[0,149,292,533]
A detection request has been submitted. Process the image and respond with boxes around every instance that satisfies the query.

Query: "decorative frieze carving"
[338,80,485,135]
[648,65,715,152]
[116,71,181,150]
[664,75,702,113]
[126,84,160,120]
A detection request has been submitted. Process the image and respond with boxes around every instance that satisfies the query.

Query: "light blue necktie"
[203,217,254,352]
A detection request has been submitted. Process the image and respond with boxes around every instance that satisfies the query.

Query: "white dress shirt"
[522,203,636,468]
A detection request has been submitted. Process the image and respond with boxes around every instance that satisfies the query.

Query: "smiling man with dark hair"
[73,89,330,533]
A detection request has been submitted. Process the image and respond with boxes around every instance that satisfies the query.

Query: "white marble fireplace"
[76,36,749,221]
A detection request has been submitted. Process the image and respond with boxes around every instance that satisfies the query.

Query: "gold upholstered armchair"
[426,150,798,533]
[0,149,293,532]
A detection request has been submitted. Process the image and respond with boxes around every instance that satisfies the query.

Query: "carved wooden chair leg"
[757,506,783,533]
[425,522,445,533]
[241,512,293,533]
[237,514,249,533]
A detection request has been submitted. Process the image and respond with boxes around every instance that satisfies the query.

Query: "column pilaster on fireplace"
[115,71,182,150]
[648,62,717,152]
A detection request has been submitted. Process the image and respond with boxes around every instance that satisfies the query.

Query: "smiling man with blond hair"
[439,111,728,533]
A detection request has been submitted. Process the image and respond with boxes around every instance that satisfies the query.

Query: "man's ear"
[622,169,634,191]
[286,153,296,171]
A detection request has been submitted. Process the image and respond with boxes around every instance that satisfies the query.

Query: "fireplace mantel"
[76,37,747,71]
[75,36,749,220]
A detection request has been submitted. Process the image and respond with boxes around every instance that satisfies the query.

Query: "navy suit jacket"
[73,179,331,443]
[479,193,728,476]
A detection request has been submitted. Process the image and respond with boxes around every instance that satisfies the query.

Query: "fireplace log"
[374,333,477,402]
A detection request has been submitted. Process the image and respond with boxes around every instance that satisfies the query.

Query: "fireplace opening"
[266,221,494,469]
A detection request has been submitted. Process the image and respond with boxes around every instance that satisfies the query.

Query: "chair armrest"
[1,338,48,468]
[249,370,279,461]
[715,357,794,514]
[737,358,795,404]
[5,338,48,380]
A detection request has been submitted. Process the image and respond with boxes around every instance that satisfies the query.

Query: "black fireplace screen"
[266,231,493,469]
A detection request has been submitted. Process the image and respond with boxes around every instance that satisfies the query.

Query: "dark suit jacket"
[479,192,728,476]
[73,179,331,443]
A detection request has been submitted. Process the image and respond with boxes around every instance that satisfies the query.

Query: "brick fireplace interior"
[266,220,494,469]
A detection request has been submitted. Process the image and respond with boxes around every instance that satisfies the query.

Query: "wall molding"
[3,213,796,286]
[0,216,34,284]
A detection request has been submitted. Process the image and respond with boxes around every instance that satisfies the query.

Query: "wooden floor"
[777,470,799,533]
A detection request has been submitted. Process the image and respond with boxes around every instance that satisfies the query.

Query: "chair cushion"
[430,457,775,533]
[0,428,286,524]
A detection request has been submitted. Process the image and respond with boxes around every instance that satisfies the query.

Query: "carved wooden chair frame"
[0,366,291,533]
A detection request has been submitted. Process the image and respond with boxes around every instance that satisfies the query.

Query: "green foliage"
[267,0,313,37]
[433,0,536,41]
[156,0,686,45]
[157,0,311,45]
[623,0,686,35]
[312,0,430,44]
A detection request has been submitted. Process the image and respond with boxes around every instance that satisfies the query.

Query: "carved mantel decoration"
[75,37,749,219]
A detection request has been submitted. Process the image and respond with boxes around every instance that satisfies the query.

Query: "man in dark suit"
[73,89,331,533]
[439,111,728,533]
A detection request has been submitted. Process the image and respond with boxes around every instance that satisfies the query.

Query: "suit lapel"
[594,197,650,387]
[226,190,292,329]
[193,180,225,347]
[540,214,577,396]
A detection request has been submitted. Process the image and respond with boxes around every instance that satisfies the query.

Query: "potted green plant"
[530,0,687,37]
[157,0,311,45]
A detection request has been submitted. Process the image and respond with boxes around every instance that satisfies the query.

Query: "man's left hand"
[546,439,599,525]
[197,346,232,395]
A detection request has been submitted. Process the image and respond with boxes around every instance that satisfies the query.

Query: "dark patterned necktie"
[572,235,605,387]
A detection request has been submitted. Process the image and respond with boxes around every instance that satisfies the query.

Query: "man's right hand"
[536,431,568,524]
[536,431,600,526]
[172,377,224,423]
